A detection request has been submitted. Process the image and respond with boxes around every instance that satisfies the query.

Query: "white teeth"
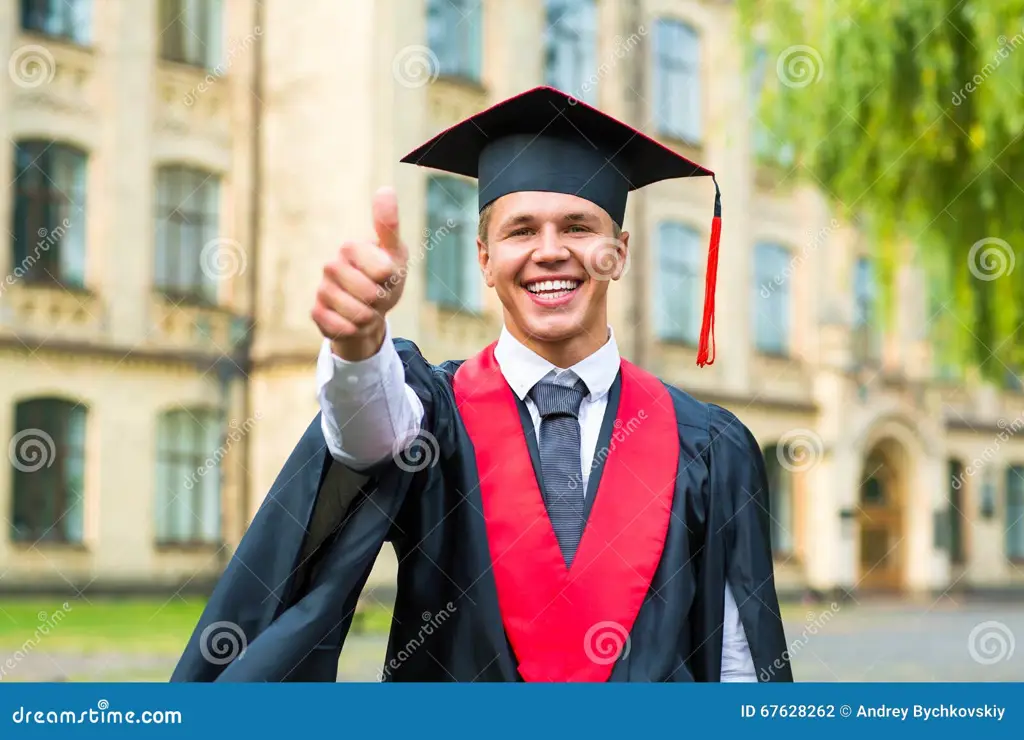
[526,279,580,294]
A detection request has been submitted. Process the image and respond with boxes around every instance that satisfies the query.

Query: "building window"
[853,256,880,363]
[425,176,480,312]
[158,0,223,69]
[155,165,221,304]
[10,398,86,544]
[652,18,701,144]
[155,409,222,545]
[20,0,92,44]
[12,141,88,289]
[753,242,791,356]
[1006,466,1024,560]
[654,222,701,344]
[427,0,482,82]
[763,445,794,556]
[545,0,597,102]
[948,458,966,565]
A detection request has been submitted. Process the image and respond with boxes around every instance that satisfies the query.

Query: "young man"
[173,87,792,683]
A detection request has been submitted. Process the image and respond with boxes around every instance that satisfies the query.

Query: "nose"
[531,222,571,264]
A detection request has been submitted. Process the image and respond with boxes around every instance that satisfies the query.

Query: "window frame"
[12,139,88,289]
[652,17,702,144]
[426,0,482,83]
[154,164,222,305]
[762,444,794,557]
[19,0,92,45]
[10,398,87,545]
[425,175,481,313]
[1006,466,1024,561]
[155,408,223,546]
[753,242,792,357]
[158,0,224,70]
[544,0,598,103]
[654,221,701,345]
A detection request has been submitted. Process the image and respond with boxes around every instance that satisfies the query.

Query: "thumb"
[372,186,405,262]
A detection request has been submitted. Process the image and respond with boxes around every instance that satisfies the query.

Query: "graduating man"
[172,87,793,683]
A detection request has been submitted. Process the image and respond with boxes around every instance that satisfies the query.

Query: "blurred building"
[1,0,1022,600]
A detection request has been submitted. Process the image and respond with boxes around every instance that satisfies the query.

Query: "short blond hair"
[477,202,622,245]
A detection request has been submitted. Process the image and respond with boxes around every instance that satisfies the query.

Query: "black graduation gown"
[171,338,793,682]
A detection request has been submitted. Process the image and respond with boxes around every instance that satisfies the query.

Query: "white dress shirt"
[315,323,758,681]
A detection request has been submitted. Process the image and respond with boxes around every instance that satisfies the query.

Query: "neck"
[505,319,609,369]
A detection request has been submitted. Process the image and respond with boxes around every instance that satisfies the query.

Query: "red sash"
[452,344,678,681]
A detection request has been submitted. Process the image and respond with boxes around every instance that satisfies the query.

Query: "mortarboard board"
[400,86,722,367]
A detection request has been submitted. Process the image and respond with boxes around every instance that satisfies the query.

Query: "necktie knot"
[529,374,588,420]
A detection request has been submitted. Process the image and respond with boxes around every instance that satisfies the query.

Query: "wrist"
[331,320,386,362]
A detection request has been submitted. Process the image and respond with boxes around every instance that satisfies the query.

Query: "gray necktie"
[529,373,588,566]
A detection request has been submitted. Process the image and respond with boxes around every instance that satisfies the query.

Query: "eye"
[566,224,591,233]
[507,227,533,237]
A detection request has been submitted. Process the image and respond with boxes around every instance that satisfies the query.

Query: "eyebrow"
[498,212,600,230]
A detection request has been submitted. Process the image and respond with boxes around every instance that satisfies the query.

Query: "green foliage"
[738,0,1024,378]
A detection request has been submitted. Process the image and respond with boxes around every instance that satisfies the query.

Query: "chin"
[519,312,588,343]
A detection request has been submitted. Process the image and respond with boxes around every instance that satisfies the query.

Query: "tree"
[738,0,1024,379]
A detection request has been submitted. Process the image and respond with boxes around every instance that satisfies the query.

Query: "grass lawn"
[0,597,815,658]
[0,598,209,656]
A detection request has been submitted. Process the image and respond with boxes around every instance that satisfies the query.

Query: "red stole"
[452,344,678,682]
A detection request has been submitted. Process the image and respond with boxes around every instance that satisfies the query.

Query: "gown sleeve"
[706,403,794,682]
[170,338,451,682]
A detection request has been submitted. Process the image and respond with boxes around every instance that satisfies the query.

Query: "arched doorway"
[857,440,907,591]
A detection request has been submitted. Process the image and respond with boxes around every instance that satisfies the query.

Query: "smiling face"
[477,191,629,363]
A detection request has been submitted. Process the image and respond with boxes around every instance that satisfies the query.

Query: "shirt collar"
[493,325,621,402]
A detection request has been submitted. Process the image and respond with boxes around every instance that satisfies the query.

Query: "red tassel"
[696,178,721,368]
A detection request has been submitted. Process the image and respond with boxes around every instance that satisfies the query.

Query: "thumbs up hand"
[312,187,410,361]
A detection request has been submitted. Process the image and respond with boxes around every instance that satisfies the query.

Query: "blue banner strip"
[1,683,1020,739]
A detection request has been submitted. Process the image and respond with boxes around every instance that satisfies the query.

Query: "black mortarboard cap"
[400,86,723,367]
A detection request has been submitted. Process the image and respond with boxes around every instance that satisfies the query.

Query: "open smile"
[521,278,583,307]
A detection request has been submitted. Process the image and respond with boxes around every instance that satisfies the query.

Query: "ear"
[610,231,629,281]
[478,237,495,288]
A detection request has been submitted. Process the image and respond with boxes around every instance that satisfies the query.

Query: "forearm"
[317,322,425,468]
